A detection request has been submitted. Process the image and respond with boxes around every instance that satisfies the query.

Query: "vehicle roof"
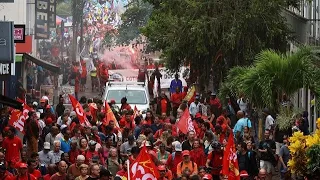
[106,85,147,91]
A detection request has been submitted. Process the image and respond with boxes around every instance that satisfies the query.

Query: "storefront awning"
[23,53,60,73]
[0,95,23,110]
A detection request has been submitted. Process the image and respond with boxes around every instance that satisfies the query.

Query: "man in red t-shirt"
[27,159,41,179]
[171,87,183,118]
[9,163,37,180]
[206,142,223,179]
[2,127,23,163]
[166,142,183,177]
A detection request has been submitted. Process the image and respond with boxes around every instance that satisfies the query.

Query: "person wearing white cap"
[166,142,183,176]
[38,142,54,166]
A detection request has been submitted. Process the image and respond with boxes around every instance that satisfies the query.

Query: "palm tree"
[219,47,320,111]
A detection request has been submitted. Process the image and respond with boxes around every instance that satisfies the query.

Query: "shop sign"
[0,22,14,63]
[14,25,25,43]
[35,0,49,39]
[0,63,11,75]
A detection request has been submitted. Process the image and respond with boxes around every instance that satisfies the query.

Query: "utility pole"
[79,0,85,53]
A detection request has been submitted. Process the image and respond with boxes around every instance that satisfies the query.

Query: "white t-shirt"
[237,98,248,112]
[265,115,275,130]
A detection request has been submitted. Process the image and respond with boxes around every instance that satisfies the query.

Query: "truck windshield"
[107,90,147,104]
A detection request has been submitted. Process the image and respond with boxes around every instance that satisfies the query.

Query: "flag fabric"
[176,108,195,134]
[104,101,120,128]
[183,85,196,102]
[222,131,240,180]
[133,105,139,119]
[68,94,91,127]
[130,145,160,180]
[9,104,32,134]
[89,103,98,122]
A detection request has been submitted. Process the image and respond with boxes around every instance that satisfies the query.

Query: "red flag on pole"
[133,105,139,119]
[104,101,120,128]
[222,131,240,180]
[130,145,160,180]
[176,108,195,134]
[68,94,91,127]
[9,104,32,134]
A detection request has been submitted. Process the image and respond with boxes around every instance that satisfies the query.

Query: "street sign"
[0,22,14,63]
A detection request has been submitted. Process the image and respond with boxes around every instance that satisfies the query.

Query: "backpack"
[180,161,195,171]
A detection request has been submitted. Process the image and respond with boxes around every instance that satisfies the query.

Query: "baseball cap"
[70,111,76,117]
[18,163,28,168]
[182,150,190,156]
[240,170,249,177]
[174,142,182,152]
[203,174,213,180]
[45,118,53,124]
[43,142,50,150]
[158,165,166,171]
[89,140,97,146]
[32,102,38,106]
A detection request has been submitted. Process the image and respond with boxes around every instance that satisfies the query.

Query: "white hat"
[32,102,38,106]
[60,124,68,130]
[174,142,182,152]
[44,142,50,150]
[70,111,76,117]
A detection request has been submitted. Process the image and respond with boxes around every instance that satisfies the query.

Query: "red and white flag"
[222,131,240,180]
[176,108,195,134]
[9,104,32,134]
[68,94,91,127]
[130,145,160,180]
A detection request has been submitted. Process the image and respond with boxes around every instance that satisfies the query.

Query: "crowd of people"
[2,81,302,180]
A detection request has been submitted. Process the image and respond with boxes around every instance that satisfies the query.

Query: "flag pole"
[127,159,130,180]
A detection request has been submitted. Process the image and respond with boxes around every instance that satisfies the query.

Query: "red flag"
[104,101,120,128]
[68,94,91,127]
[130,145,160,179]
[176,109,195,134]
[9,104,32,134]
[222,131,240,180]
[89,103,98,122]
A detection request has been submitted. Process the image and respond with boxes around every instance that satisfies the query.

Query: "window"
[107,90,147,104]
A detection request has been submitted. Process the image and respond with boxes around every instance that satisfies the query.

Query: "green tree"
[115,0,153,45]
[219,47,320,110]
[142,0,298,89]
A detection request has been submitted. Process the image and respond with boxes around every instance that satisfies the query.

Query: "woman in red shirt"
[190,139,206,167]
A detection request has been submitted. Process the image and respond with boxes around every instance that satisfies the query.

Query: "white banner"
[59,86,75,104]
[108,67,188,89]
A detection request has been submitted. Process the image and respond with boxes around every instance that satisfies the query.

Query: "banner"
[48,0,56,28]
[109,67,188,89]
[35,0,50,39]
[40,85,54,105]
[59,86,75,104]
